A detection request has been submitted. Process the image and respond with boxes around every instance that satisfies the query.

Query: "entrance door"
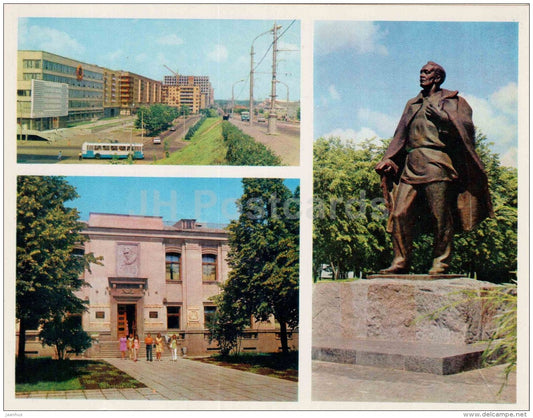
[117,304,136,337]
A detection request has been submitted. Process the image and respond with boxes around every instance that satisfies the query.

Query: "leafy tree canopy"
[17,176,101,362]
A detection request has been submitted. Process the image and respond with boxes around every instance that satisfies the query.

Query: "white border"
[4,2,530,414]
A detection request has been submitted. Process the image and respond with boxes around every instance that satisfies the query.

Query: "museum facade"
[20,213,297,358]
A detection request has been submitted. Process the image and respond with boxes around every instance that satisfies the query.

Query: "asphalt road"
[228,116,300,166]
[17,115,201,164]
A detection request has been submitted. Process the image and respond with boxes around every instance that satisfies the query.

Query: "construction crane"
[163,65,179,77]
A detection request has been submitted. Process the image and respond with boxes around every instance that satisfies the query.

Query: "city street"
[16,115,201,164]
[228,116,300,166]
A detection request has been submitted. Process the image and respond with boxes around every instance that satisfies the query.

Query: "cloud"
[323,127,379,144]
[19,24,85,57]
[328,85,340,101]
[356,108,397,138]
[463,82,518,153]
[490,82,517,116]
[500,147,517,168]
[208,44,228,62]
[157,34,184,46]
[315,21,388,56]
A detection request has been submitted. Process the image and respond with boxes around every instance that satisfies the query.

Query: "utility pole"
[250,27,273,127]
[268,23,281,135]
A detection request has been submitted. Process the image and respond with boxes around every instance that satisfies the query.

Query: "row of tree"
[313,133,517,283]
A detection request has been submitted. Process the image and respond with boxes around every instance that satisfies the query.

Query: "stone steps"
[312,338,487,375]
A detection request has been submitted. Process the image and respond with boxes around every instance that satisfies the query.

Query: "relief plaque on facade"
[187,307,200,328]
[116,243,139,277]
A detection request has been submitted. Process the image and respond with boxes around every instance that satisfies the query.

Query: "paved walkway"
[313,360,517,404]
[16,357,298,401]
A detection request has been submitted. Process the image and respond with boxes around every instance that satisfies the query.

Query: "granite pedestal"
[313,277,500,375]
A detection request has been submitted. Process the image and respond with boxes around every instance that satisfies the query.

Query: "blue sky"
[315,21,519,166]
[19,18,300,102]
[65,177,300,224]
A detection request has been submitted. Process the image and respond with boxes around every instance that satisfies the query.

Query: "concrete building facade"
[162,84,202,114]
[119,72,162,115]
[163,74,214,108]
[17,50,104,130]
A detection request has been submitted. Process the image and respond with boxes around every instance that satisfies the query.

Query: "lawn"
[193,352,298,382]
[16,357,146,392]
[155,117,226,165]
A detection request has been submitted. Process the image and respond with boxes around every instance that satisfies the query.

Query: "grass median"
[155,117,226,165]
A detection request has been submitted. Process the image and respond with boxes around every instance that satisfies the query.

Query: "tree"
[135,104,179,135]
[16,176,100,366]
[313,133,517,283]
[313,137,390,280]
[39,314,92,360]
[212,179,299,354]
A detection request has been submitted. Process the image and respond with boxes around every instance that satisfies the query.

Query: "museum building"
[20,213,297,358]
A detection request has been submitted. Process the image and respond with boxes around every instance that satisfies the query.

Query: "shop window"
[167,306,180,329]
[166,253,181,281]
[202,254,217,281]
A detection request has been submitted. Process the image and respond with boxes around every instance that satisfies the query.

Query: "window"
[204,306,216,327]
[166,252,181,281]
[167,306,180,329]
[202,254,217,281]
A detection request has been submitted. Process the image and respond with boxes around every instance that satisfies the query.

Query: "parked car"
[153,137,161,144]
[169,126,176,131]
[257,115,266,123]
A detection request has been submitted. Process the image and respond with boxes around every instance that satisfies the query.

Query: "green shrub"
[221,122,281,166]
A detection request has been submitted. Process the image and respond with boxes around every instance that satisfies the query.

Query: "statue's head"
[420,61,446,89]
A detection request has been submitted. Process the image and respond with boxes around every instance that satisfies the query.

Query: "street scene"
[16,18,300,165]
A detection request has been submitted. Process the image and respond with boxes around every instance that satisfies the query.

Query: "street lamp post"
[232,79,245,116]
[267,23,282,135]
[250,27,273,126]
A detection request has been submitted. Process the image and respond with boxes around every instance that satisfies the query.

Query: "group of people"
[119,333,183,362]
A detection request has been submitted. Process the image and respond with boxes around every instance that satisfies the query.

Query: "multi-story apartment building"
[119,72,162,115]
[17,50,104,130]
[163,74,214,108]
[18,213,297,357]
[162,84,202,114]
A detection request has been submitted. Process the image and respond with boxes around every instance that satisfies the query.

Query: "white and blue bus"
[81,142,144,160]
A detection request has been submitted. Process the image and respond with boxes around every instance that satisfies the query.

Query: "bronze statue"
[375,61,493,275]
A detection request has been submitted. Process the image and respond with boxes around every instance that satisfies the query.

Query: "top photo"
[16,18,301,166]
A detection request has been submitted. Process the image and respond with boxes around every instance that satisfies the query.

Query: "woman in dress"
[133,334,140,362]
[155,333,164,361]
[127,333,134,360]
[119,334,128,360]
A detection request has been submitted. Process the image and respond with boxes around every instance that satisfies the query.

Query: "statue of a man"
[375,61,493,275]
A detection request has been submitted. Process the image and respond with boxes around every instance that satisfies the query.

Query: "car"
[170,126,176,131]
[257,116,266,123]
[153,137,161,144]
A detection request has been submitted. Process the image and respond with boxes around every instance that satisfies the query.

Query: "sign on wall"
[30,79,68,118]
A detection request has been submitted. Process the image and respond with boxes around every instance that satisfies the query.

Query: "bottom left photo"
[14,175,299,402]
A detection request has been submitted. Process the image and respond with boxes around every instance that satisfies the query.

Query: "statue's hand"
[425,103,449,123]
[375,159,398,176]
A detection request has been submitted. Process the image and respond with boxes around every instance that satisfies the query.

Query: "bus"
[81,142,144,160]
[240,111,250,121]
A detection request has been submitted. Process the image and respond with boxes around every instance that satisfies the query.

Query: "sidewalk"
[16,357,298,402]
[312,360,517,404]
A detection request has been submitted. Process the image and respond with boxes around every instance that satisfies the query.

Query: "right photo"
[312,20,519,403]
